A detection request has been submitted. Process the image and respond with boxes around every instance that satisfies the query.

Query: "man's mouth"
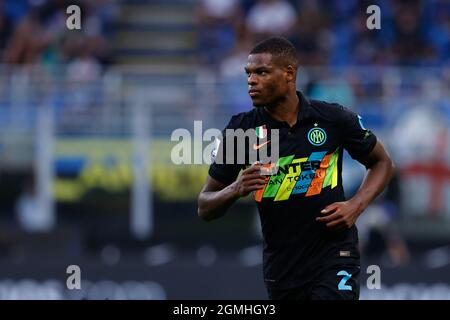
[249,89,261,97]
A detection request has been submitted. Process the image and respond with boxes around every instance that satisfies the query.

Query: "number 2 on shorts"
[337,270,353,291]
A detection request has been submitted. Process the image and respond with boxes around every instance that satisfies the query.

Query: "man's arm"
[317,140,395,230]
[198,164,266,221]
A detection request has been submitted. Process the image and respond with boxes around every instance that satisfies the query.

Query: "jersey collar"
[258,91,311,128]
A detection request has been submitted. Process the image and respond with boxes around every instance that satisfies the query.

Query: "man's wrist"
[349,195,368,215]
[227,181,241,200]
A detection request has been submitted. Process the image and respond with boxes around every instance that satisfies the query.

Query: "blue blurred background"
[0,0,449,299]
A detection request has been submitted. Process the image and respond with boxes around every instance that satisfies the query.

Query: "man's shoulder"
[309,99,345,114]
[226,109,259,130]
[308,99,354,122]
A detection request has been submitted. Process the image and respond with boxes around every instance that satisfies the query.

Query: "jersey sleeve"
[208,115,246,185]
[339,106,377,163]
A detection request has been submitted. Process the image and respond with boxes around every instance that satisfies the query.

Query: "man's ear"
[285,65,296,83]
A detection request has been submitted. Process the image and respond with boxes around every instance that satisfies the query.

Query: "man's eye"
[259,71,267,75]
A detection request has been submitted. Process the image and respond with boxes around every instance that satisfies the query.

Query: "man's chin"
[251,100,266,107]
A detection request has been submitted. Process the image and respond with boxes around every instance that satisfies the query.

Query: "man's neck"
[264,91,300,127]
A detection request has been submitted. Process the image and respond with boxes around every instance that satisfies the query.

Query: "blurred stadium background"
[0,0,449,299]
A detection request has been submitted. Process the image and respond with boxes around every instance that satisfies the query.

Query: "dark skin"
[245,53,299,126]
[197,53,395,229]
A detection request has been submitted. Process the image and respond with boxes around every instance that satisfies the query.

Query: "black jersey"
[208,91,377,289]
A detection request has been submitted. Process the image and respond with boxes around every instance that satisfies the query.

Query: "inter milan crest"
[307,125,327,146]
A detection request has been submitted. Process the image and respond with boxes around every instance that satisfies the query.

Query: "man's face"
[245,53,290,107]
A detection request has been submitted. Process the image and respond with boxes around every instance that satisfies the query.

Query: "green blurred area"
[54,138,210,202]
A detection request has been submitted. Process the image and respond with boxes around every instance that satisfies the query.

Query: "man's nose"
[248,74,258,86]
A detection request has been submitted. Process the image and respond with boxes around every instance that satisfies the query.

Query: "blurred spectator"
[349,11,388,65]
[0,3,12,61]
[219,36,253,114]
[206,0,449,69]
[3,3,54,64]
[425,0,450,65]
[65,33,101,112]
[196,0,244,66]
[3,0,112,67]
[389,0,437,65]
[291,0,330,66]
[246,0,297,42]
[219,35,252,78]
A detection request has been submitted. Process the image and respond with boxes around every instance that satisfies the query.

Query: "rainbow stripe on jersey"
[254,148,340,202]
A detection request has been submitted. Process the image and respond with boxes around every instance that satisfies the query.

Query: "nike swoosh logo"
[252,140,271,150]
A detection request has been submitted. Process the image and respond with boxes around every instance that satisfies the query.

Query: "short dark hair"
[249,36,298,69]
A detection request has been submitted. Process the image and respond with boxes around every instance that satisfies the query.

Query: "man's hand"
[197,162,268,221]
[316,200,364,231]
[316,140,395,232]
[232,162,267,197]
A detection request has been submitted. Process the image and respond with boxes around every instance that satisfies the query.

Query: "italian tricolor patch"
[255,125,267,139]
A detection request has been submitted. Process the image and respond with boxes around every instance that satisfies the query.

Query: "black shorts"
[267,258,361,300]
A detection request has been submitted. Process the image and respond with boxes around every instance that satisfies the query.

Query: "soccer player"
[197,37,395,300]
